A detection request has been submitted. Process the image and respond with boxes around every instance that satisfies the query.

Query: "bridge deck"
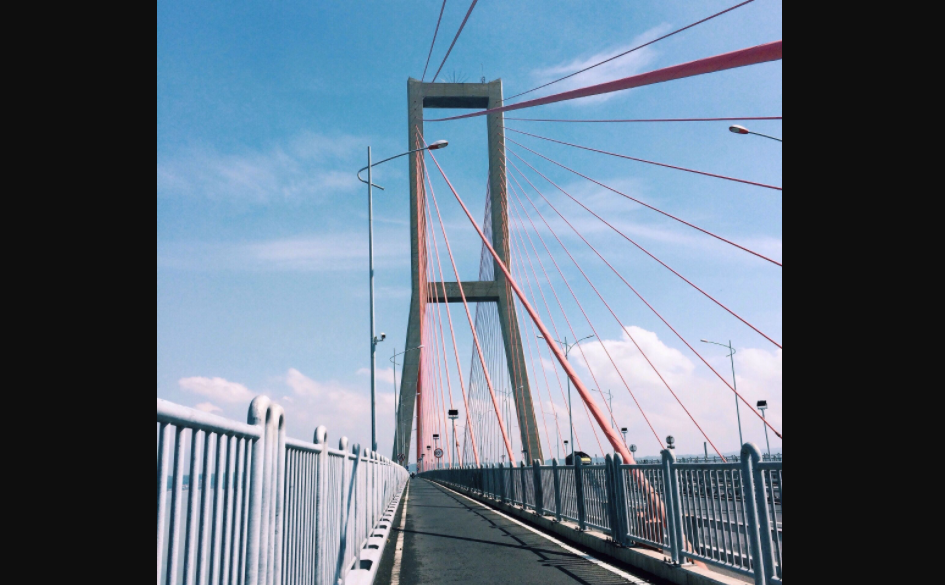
[382,478,663,585]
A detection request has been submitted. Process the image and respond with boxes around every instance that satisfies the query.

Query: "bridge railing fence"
[421,444,781,585]
[158,398,409,585]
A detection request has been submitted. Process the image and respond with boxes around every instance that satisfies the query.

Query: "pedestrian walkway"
[385,478,663,585]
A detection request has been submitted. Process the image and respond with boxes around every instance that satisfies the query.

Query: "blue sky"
[157,0,782,461]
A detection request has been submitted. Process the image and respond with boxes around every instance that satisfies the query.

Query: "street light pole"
[358,141,448,454]
[368,147,378,452]
[702,339,744,448]
[757,400,772,458]
[540,334,594,463]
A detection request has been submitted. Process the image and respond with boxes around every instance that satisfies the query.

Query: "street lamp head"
[427,140,449,151]
[729,125,750,135]
[667,436,676,449]
[621,428,628,434]
[700,339,710,344]
[757,400,768,411]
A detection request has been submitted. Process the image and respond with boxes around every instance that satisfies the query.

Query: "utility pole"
[540,334,594,462]
[702,339,744,449]
[602,389,615,429]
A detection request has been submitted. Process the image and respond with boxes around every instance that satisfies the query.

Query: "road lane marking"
[390,483,409,585]
[431,481,651,585]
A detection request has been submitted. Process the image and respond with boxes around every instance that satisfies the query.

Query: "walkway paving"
[386,478,663,585]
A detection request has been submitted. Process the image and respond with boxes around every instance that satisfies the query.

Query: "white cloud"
[529,326,782,459]
[283,369,396,450]
[156,132,371,205]
[179,376,255,404]
[171,368,398,454]
[528,25,672,105]
[195,402,223,414]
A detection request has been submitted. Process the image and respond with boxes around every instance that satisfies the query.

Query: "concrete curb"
[343,480,409,585]
[430,480,750,585]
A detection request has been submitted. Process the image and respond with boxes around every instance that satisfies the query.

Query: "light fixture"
[729,125,750,135]
[427,140,449,150]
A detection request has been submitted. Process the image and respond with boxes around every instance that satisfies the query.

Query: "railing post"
[612,455,631,546]
[663,449,686,565]
[520,462,528,509]
[605,455,621,543]
[552,460,562,522]
[575,455,587,531]
[661,449,681,565]
[741,443,768,585]
[499,463,506,503]
[533,460,544,514]
[747,443,776,584]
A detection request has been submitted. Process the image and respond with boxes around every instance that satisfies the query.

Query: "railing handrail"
[157,397,409,585]
[157,397,261,439]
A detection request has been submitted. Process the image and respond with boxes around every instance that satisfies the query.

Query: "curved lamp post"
[357,140,448,452]
[702,339,744,449]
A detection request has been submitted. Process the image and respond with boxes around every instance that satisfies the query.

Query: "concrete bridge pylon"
[394,78,544,467]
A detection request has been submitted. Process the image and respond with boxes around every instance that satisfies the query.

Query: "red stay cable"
[507,179,623,437]
[510,166,725,458]
[422,154,517,464]
[426,259,451,466]
[508,148,782,350]
[424,161,482,466]
[431,0,480,83]
[508,127,781,191]
[426,40,783,121]
[510,239,564,459]
[510,158,783,441]
[502,0,759,103]
[509,191,601,455]
[424,144,631,463]
[509,178,668,452]
[421,0,449,82]
[508,138,783,267]
[508,192,596,455]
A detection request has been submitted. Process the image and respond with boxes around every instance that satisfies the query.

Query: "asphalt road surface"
[378,478,666,585]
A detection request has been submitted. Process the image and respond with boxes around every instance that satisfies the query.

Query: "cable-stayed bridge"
[157,2,781,584]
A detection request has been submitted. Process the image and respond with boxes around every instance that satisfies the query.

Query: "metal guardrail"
[421,443,782,585]
[635,454,783,465]
[157,398,409,585]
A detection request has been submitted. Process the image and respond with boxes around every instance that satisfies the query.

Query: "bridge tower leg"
[394,78,544,467]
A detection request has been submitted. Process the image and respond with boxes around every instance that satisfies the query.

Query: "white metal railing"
[422,444,782,585]
[157,398,409,585]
